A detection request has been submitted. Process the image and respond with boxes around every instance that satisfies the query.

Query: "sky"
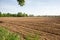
[0,0,60,16]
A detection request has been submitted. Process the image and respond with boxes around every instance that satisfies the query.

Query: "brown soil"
[0,17,60,40]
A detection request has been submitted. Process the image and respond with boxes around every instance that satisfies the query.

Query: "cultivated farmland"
[0,17,60,40]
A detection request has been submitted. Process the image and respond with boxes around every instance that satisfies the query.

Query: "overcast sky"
[0,0,60,16]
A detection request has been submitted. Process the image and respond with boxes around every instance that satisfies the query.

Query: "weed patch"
[0,27,20,40]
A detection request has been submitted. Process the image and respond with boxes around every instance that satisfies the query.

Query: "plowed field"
[0,17,60,40]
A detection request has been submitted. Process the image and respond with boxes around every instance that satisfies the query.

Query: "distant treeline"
[0,12,60,17]
[0,12,35,17]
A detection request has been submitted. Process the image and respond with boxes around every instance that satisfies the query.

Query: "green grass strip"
[0,27,20,40]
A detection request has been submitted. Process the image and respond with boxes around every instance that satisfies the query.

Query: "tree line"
[0,12,29,17]
[0,12,59,17]
[0,12,35,17]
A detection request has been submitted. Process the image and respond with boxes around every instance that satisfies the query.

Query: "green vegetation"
[0,12,60,17]
[0,27,20,40]
[25,34,40,40]
[0,12,28,17]
[17,0,25,6]
[17,12,28,17]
